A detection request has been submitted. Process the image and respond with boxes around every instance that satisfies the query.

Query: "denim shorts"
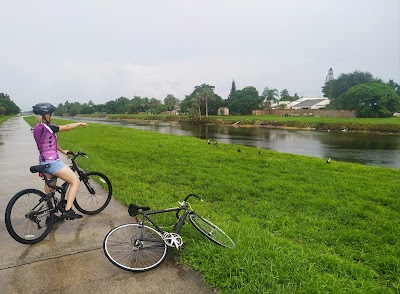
[40,159,66,175]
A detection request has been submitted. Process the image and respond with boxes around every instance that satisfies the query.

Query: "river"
[70,117,400,169]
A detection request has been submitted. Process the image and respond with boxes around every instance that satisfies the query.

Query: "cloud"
[0,0,398,111]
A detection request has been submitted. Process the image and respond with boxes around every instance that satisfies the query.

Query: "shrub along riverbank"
[25,116,400,293]
[78,113,400,134]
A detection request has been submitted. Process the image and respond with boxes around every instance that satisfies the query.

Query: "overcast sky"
[1,0,399,111]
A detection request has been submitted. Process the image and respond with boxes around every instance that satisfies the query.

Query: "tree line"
[2,70,400,118]
[0,93,20,115]
[54,71,400,118]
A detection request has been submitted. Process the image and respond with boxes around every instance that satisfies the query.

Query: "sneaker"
[61,209,83,220]
[53,214,65,223]
[46,214,65,225]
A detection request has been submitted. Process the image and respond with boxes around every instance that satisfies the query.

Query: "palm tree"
[194,84,216,118]
[262,87,279,109]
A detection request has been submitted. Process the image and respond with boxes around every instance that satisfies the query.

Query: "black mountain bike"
[5,151,112,244]
[103,194,235,272]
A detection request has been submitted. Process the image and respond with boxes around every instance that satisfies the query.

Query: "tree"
[280,89,294,101]
[228,86,261,115]
[0,93,20,115]
[261,87,279,109]
[180,84,217,118]
[194,84,215,118]
[338,83,400,117]
[148,98,162,114]
[227,80,236,100]
[128,96,143,114]
[164,94,179,114]
[388,79,400,96]
[322,71,382,109]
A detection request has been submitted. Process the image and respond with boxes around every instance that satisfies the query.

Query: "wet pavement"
[0,117,215,294]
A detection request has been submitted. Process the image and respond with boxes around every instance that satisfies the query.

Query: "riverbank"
[77,114,400,134]
[25,116,400,293]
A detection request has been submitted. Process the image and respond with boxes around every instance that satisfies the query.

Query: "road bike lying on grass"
[5,151,112,244]
[103,193,235,272]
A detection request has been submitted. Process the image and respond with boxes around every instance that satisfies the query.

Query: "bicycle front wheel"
[5,189,54,244]
[72,171,112,215]
[103,223,167,272]
[189,213,235,248]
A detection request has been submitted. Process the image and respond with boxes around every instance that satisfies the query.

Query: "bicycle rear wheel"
[5,189,54,244]
[103,223,167,272]
[189,213,235,248]
[70,171,112,215]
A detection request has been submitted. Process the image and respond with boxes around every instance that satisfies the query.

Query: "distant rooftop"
[292,99,326,108]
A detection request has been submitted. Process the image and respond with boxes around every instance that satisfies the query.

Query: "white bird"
[327,158,331,164]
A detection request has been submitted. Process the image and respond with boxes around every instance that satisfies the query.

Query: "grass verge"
[0,116,12,124]
[25,116,400,293]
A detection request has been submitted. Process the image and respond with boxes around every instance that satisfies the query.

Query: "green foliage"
[388,79,400,96]
[338,83,400,117]
[0,93,20,115]
[164,94,179,113]
[180,84,222,118]
[55,96,165,116]
[24,116,400,293]
[228,86,262,115]
[322,71,382,108]
[227,80,236,100]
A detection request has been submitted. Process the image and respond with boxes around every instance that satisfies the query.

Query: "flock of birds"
[207,139,332,163]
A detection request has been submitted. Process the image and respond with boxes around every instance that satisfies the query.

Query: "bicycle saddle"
[29,164,50,174]
[128,204,150,217]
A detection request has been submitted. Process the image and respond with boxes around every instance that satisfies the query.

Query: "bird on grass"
[207,139,210,144]
[327,158,331,164]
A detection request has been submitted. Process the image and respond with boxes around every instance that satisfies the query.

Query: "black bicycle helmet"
[32,103,56,115]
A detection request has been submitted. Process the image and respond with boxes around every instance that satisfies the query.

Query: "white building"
[290,98,330,110]
[218,107,229,115]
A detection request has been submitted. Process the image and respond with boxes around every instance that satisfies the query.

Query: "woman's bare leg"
[44,173,57,194]
[54,166,80,211]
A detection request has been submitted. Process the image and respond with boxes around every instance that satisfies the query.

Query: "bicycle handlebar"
[67,151,87,159]
[184,193,202,202]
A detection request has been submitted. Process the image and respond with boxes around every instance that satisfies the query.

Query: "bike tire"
[5,189,54,244]
[189,213,235,248]
[103,223,168,272]
[65,171,112,215]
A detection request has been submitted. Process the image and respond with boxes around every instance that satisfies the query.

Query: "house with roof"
[290,98,330,110]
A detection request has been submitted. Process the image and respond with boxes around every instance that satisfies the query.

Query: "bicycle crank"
[163,232,183,250]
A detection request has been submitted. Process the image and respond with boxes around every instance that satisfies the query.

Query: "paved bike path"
[0,117,214,294]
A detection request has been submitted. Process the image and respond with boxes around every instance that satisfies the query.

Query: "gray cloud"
[1,0,399,111]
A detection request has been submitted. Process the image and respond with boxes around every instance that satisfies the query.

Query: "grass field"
[24,116,400,293]
[0,116,11,124]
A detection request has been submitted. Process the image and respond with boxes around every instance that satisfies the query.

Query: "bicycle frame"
[41,151,88,194]
[134,194,202,235]
[138,205,191,235]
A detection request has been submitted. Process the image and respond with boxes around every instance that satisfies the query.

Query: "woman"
[32,102,88,220]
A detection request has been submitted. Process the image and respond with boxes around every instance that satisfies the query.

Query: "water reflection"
[67,117,400,169]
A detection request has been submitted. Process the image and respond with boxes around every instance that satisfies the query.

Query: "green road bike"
[103,193,235,272]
